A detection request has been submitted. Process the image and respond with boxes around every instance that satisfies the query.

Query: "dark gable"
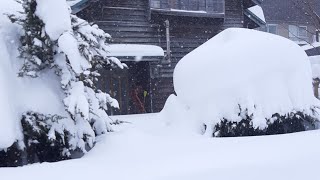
[261,0,320,24]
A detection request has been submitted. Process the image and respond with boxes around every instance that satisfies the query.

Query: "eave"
[68,0,91,14]
[244,8,266,29]
[243,0,262,8]
[150,8,225,19]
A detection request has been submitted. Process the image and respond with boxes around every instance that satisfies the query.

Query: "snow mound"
[166,28,319,133]
[0,31,66,149]
[0,31,16,148]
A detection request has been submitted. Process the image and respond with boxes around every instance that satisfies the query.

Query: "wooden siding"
[78,0,245,113]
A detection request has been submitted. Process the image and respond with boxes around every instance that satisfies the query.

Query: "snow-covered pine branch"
[5,0,125,164]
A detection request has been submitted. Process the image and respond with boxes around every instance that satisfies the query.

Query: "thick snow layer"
[172,28,319,131]
[0,0,22,148]
[0,1,67,148]
[107,44,164,57]
[248,5,266,23]
[0,0,21,20]
[170,9,207,14]
[64,82,90,120]
[35,0,72,40]
[0,27,17,148]
[58,32,91,74]
[310,55,320,79]
[1,114,320,180]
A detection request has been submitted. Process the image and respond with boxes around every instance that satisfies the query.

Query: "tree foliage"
[2,0,125,166]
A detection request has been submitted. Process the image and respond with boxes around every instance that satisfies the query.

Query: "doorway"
[102,61,152,115]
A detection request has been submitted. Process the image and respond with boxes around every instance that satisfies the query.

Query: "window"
[298,26,307,38]
[150,0,225,14]
[289,25,298,39]
[151,0,161,8]
[289,25,308,41]
[267,24,278,34]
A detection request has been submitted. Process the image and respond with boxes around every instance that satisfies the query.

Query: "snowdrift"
[0,29,17,148]
[1,114,320,180]
[161,28,320,135]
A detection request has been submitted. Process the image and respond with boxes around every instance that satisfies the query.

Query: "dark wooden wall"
[78,0,245,113]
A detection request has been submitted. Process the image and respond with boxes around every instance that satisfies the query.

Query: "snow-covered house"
[260,0,320,47]
[258,0,320,98]
[69,0,265,115]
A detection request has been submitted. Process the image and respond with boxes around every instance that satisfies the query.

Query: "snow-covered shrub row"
[161,28,320,137]
[0,0,124,166]
[213,109,318,137]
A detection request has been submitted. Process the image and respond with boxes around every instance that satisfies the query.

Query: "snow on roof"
[107,44,164,57]
[301,42,320,51]
[169,9,207,14]
[248,5,266,23]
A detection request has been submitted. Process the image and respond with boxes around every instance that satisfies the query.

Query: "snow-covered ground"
[0,113,319,180]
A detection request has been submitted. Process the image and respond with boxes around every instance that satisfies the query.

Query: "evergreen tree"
[4,0,125,165]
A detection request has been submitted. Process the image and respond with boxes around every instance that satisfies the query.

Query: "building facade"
[69,0,265,115]
[260,0,320,45]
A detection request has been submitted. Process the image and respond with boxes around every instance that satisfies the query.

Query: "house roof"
[243,0,262,8]
[67,0,91,14]
[306,46,320,56]
[244,5,266,28]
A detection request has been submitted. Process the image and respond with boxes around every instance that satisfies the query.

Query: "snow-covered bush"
[0,0,124,166]
[161,28,320,137]
[21,112,75,163]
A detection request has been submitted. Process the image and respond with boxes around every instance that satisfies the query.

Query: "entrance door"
[100,61,152,115]
[103,68,129,115]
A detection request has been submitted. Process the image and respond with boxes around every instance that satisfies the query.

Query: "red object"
[131,87,146,113]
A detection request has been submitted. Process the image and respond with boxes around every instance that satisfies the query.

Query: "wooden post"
[313,78,320,99]
[164,19,171,64]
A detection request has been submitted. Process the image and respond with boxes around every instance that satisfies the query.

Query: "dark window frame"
[150,0,225,14]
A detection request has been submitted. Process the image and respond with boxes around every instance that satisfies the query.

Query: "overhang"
[243,0,262,8]
[244,5,266,28]
[150,8,225,19]
[67,0,91,14]
[107,44,164,61]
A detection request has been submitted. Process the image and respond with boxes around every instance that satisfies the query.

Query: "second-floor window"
[289,25,308,41]
[267,24,278,35]
[151,0,161,8]
[298,26,307,38]
[150,0,225,14]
